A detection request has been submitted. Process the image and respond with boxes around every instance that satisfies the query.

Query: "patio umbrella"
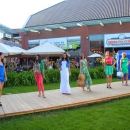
[0,43,21,56]
[88,53,103,58]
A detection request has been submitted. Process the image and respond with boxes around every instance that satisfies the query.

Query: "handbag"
[77,74,85,87]
[117,71,124,77]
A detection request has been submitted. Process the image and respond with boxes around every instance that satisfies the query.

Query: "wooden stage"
[0,81,130,118]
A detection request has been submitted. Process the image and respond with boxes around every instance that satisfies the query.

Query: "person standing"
[104,51,116,89]
[80,54,92,91]
[120,52,130,86]
[59,52,71,95]
[33,54,45,98]
[0,52,7,106]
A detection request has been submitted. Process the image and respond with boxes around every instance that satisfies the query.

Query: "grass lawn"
[0,97,130,130]
[2,78,120,95]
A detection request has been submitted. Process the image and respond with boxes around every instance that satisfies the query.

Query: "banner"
[40,37,67,49]
[104,33,130,48]
[40,36,81,50]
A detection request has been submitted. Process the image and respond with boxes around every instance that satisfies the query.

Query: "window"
[90,41,104,54]
[28,39,40,49]
[0,31,4,39]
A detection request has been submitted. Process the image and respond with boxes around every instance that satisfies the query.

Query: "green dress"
[81,59,92,87]
[121,58,129,74]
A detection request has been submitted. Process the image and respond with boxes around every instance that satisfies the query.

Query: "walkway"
[0,81,130,118]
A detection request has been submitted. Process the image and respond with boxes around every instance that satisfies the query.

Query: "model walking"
[80,54,92,91]
[33,54,45,98]
[104,51,116,89]
[0,52,7,106]
[120,52,130,86]
[59,52,71,94]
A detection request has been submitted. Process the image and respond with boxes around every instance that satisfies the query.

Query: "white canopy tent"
[88,53,103,58]
[11,46,26,53]
[0,43,21,56]
[23,43,66,56]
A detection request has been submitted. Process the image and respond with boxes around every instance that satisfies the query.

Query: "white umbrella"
[12,46,26,53]
[88,53,103,58]
[0,43,21,56]
[23,43,65,56]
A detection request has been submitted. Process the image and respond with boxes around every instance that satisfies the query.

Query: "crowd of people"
[0,51,129,107]
[4,56,104,74]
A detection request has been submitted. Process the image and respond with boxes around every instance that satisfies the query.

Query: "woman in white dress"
[59,52,71,95]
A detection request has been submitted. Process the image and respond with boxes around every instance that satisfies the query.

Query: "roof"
[25,0,130,28]
[0,23,18,34]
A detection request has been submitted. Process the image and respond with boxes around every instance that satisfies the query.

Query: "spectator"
[29,60,34,70]
[16,64,22,72]
[5,65,9,72]
[22,59,27,70]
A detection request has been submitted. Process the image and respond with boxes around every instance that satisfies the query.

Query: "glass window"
[28,39,40,49]
[89,34,104,41]
[0,31,4,39]
[90,41,104,54]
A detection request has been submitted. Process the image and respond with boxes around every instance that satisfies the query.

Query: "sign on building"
[104,33,130,48]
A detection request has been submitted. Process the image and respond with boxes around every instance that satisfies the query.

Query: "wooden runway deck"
[0,81,130,118]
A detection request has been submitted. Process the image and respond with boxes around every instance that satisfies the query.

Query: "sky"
[0,0,63,29]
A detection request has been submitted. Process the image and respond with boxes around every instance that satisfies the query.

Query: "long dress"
[81,59,92,87]
[60,61,70,94]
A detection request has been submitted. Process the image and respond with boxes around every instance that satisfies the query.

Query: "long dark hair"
[61,52,69,62]
[35,54,41,63]
[0,52,3,63]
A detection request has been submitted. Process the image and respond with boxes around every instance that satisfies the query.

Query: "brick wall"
[20,22,130,57]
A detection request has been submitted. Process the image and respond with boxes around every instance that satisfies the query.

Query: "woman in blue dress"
[0,52,7,106]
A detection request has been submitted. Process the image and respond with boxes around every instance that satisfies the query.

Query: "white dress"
[60,61,70,94]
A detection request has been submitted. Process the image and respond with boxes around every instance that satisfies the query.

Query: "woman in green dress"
[80,54,92,91]
[120,53,130,86]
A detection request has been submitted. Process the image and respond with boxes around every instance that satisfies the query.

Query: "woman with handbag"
[59,52,71,95]
[104,51,116,89]
[0,52,7,106]
[33,54,45,98]
[120,52,130,86]
[80,54,92,91]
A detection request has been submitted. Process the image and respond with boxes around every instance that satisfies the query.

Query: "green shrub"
[4,66,116,87]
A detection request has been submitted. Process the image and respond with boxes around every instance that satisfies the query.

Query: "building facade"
[0,23,21,47]
[18,0,130,57]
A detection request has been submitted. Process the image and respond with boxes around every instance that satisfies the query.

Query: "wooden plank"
[19,93,41,110]
[2,96,17,116]
[0,81,130,118]
[0,107,4,118]
[14,94,34,113]
[5,95,23,113]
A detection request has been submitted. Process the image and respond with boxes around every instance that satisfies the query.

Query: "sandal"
[109,84,112,89]
[42,94,46,98]
[38,94,41,97]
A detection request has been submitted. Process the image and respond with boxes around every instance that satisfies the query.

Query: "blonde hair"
[122,52,126,58]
